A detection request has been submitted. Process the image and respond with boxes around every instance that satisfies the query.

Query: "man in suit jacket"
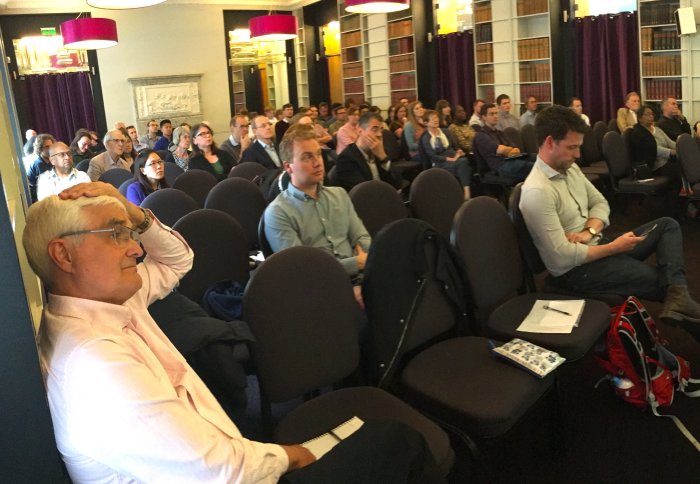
[240,115,282,170]
[219,114,251,164]
[336,112,399,192]
[617,91,640,132]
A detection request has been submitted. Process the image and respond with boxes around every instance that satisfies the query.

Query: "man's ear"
[47,239,74,274]
[283,161,293,175]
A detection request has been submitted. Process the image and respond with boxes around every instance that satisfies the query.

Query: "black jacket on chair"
[336,143,398,192]
[240,140,280,171]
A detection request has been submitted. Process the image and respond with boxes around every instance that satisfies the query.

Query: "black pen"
[543,305,572,316]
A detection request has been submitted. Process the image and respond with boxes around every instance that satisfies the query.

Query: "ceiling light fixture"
[61,18,118,50]
[249,14,297,41]
[345,0,410,14]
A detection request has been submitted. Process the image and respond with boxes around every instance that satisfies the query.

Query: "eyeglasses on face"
[50,151,71,159]
[60,224,141,246]
[110,139,126,144]
[195,131,212,138]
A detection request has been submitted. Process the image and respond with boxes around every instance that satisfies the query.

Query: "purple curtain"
[436,31,476,113]
[25,71,98,144]
[575,12,640,125]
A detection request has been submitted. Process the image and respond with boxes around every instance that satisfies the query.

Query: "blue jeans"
[434,156,472,187]
[498,158,534,182]
[552,217,685,301]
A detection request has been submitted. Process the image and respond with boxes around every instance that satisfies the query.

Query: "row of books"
[388,20,413,39]
[475,23,493,43]
[642,55,681,77]
[343,63,363,78]
[640,4,678,26]
[473,4,492,23]
[641,29,681,51]
[644,79,682,100]
[518,38,549,60]
[341,31,362,48]
[344,78,364,95]
[519,62,551,83]
[520,83,552,103]
[342,49,361,63]
[390,54,415,73]
[340,16,360,33]
[478,66,494,84]
[390,72,416,90]
[476,44,494,64]
[389,38,414,56]
[516,0,548,17]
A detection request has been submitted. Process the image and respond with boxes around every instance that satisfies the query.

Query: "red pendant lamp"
[61,18,118,50]
[87,0,166,7]
[249,14,297,41]
[345,0,410,13]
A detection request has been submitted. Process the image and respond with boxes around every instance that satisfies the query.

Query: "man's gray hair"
[103,129,122,145]
[358,112,382,129]
[34,134,55,156]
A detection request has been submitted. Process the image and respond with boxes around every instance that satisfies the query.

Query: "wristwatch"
[586,227,601,239]
[135,208,154,234]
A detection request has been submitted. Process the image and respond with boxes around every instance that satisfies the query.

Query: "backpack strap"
[650,399,700,452]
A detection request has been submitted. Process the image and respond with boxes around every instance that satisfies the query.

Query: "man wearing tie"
[241,115,282,170]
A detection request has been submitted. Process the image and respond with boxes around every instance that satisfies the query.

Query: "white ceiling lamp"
[345,0,410,14]
[86,0,167,9]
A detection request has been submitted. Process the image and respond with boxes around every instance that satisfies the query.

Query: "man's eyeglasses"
[145,159,164,168]
[60,224,141,246]
[111,139,126,144]
[50,151,72,159]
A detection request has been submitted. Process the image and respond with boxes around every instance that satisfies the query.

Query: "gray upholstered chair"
[141,188,198,228]
[349,180,408,237]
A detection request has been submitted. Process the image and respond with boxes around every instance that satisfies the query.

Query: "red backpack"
[596,296,700,451]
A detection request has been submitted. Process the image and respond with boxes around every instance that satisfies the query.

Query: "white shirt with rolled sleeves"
[39,217,289,483]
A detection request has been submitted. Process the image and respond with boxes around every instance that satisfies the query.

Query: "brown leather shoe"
[659,285,700,323]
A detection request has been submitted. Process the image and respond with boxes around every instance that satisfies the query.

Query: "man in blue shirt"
[27,133,55,203]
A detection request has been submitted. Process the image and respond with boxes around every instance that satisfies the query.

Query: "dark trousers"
[552,217,686,301]
[280,420,445,484]
[434,157,472,187]
[498,158,534,182]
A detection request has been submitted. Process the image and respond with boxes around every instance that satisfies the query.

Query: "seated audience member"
[403,101,426,160]
[264,105,277,125]
[336,112,400,192]
[165,126,191,171]
[139,119,161,149]
[448,104,476,154]
[27,133,56,202]
[119,128,138,168]
[240,115,282,170]
[421,109,473,200]
[435,99,452,128]
[328,105,348,135]
[520,95,538,126]
[385,104,396,127]
[389,103,407,139]
[317,101,331,125]
[153,119,173,151]
[23,182,442,483]
[219,114,251,165]
[656,97,691,141]
[265,125,371,283]
[126,149,168,205]
[358,103,371,115]
[87,130,132,182]
[69,130,94,166]
[88,130,106,155]
[568,97,590,126]
[521,105,700,329]
[468,99,485,127]
[496,94,520,131]
[629,105,678,179]
[127,125,148,152]
[275,103,294,141]
[617,91,641,132]
[114,121,126,130]
[37,142,90,201]
[304,109,333,149]
[473,103,532,182]
[336,107,362,154]
[188,123,236,181]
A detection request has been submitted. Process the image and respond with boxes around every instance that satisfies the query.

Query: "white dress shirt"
[36,168,90,201]
[40,219,289,483]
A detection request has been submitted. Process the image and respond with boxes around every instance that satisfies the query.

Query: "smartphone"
[638,224,657,237]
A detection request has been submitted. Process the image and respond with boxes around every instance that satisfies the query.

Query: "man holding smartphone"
[520,105,700,329]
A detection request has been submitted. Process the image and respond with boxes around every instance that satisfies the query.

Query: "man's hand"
[610,231,644,253]
[508,147,521,156]
[240,132,251,152]
[281,445,316,471]
[355,244,368,270]
[566,230,594,244]
[59,182,144,228]
[358,133,387,160]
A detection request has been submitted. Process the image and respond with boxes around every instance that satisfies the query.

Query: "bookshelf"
[339,1,366,104]
[387,7,417,105]
[638,0,682,102]
[231,65,246,113]
[514,0,552,106]
[294,9,309,108]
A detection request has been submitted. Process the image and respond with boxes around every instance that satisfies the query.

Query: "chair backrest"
[382,128,402,161]
[98,168,132,188]
[156,150,170,161]
[592,121,608,153]
[228,161,267,181]
[417,131,431,170]
[242,246,360,402]
[205,177,267,250]
[607,118,620,134]
[676,133,700,185]
[601,130,631,181]
[163,161,184,186]
[520,123,538,154]
[409,168,464,239]
[326,165,339,186]
[503,126,524,152]
[580,127,602,166]
[257,213,274,258]
[141,188,198,227]
[172,209,250,303]
[620,128,636,166]
[509,183,547,279]
[172,169,218,208]
[452,196,523,324]
[118,178,132,197]
[349,180,407,237]
[75,159,90,172]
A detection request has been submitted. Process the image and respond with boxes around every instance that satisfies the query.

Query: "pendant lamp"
[345,0,410,13]
[249,14,297,41]
[87,0,166,8]
[61,18,118,50]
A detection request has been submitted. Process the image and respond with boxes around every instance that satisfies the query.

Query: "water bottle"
[611,376,634,390]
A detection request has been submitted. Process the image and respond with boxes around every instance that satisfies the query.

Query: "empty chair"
[228,161,267,182]
[520,123,539,154]
[349,180,407,237]
[592,121,609,157]
[452,196,611,360]
[503,126,524,152]
[607,118,620,134]
[409,167,463,239]
[579,129,609,174]
[141,188,198,227]
[205,177,267,250]
[242,246,455,477]
[384,128,422,181]
[172,169,218,208]
[172,209,250,304]
[675,134,700,205]
[163,161,184,186]
[98,168,132,189]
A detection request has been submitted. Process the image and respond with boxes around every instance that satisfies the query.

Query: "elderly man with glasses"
[36,142,90,201]
[87,129,131,182]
